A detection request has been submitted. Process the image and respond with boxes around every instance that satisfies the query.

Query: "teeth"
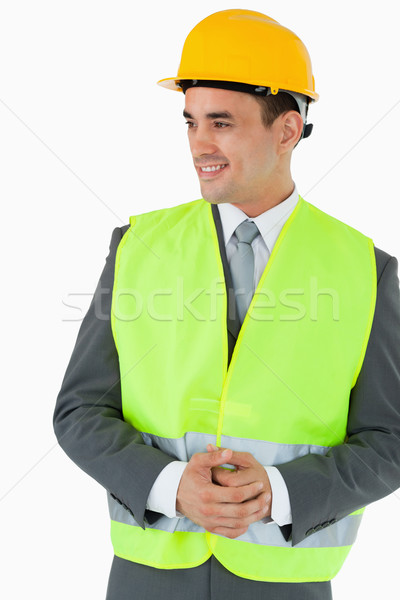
[201,165,226,172]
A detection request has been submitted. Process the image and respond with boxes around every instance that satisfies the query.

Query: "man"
[54,9,400,600]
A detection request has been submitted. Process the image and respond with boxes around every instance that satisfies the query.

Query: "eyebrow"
[183,110,234,120]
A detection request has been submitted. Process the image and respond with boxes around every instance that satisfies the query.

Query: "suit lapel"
[211,203,241,363]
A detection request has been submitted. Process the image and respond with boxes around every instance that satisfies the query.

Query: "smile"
[200,164,228,172]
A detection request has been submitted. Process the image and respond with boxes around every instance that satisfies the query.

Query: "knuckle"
[230,518,243,529]
[231,505,246,519]
[231,489,245,503]
[200,503,213,517]
[256,503,266,517]
[259,491,270,508]
[198,503,207,516]
[237,505,248,519]
[190,452,201,465]
[254,481,264,493]
[199,489,211,503]
[257,496,267,511]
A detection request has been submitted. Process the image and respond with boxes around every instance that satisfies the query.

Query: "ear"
[278,111,304,152]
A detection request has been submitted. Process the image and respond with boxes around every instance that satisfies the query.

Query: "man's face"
[184,86,281,210]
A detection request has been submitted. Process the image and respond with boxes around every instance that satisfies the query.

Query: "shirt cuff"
[264,465,292,526]
[146,461,188,518]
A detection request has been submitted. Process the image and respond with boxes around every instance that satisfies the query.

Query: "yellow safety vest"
[110,196,376,582]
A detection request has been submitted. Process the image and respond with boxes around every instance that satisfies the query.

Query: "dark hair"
[253,92,300,128]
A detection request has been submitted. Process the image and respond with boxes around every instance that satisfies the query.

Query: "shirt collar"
[217,184,299,253]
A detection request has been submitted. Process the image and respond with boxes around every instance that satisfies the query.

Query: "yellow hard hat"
[157,9,319,103]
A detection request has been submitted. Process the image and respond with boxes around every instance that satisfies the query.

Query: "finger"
[212,466,238,486]
[207,443,219,452]
[212,498,269,525]
[207,498,269,535]
[209,480,263,504]
[206,444,233,458]
[191,448,233,470]
[223,450,254,468]
[212,466,254,487]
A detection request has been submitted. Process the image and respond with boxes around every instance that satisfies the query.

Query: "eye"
[185,121,196,129]
[214,122,229,128]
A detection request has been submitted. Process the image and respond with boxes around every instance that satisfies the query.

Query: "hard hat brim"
[157,76,319,102]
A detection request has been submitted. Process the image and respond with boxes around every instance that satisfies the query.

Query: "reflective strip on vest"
[141,431,331,465]
[109,431,362,549]
[108,492,362,549]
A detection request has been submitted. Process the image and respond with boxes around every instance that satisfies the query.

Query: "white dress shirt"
[146,185,299,525]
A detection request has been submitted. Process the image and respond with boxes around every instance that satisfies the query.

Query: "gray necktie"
[230,220,260,324]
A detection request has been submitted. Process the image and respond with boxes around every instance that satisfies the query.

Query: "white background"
[1,1,399,598]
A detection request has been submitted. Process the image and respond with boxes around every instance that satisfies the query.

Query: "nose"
[189,124,219,158]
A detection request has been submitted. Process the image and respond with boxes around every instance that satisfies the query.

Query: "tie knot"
[235,220,259,245]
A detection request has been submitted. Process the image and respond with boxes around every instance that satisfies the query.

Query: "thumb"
[199,446,232,467]
[207,443,219,452]
[206,444,232,462]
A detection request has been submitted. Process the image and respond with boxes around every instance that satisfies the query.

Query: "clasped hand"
[176,445,272,539]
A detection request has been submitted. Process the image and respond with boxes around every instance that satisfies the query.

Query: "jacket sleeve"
[277,248,400,546]
[53,226,175,528]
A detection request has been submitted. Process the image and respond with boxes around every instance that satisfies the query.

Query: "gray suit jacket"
[53,203,400,560]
